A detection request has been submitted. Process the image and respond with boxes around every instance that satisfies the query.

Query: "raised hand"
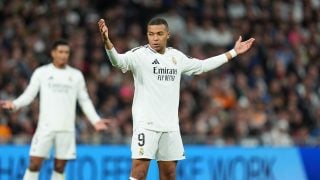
[98,19,114,49]
[98,19,109,43]
[234,36,255,55]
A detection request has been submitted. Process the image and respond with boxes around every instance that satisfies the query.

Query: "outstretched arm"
[203,36,255,71]
[182,36,255,75]
[0,70,41,111]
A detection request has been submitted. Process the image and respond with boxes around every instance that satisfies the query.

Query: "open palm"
[234,36,255,55]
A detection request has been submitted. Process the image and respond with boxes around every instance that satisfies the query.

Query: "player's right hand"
[98,19,109,42]
[0,100,15,110]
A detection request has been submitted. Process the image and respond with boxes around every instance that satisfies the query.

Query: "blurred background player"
[0,40,111,180]
[98,17,254,180]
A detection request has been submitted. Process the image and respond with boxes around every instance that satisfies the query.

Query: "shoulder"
[166,47,180,54]
[66,66,86,83]
[129,45,149,54]
[66,66,83,76]
[167,47,191,58]
[33,64,51,74]
[130,46,143,52]
[29,64,52,80]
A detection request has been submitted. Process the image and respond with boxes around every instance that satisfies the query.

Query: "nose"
[153,34,159,41]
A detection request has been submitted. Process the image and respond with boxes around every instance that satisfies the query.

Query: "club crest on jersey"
[171,57,177,65]
[68,76,73,81]
[139,147,144,155]
[152,59,160,65]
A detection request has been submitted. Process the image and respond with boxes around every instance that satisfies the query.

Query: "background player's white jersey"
[13,63,100,132]
[107,45,228,132]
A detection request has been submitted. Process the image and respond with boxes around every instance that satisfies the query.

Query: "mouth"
[152,44,160,49]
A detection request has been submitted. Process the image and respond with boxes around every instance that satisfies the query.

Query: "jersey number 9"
[138,133,145,146]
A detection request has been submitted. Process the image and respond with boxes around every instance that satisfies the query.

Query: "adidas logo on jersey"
[152,59,160,64]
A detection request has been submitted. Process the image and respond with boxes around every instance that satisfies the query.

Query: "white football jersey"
[107,45,228,131]
[13,63,100,132]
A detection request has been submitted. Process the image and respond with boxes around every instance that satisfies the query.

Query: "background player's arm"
[0,70,41,111]
[77,74,110,131]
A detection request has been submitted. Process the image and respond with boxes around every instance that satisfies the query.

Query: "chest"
[41,72,78,93]
[144,53,178,68]
[138,52,180,83]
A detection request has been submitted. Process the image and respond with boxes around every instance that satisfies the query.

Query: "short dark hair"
[147,17,169,29]
[51,39,69,50]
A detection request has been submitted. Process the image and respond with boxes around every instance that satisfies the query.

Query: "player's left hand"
[234,36,255,55]
[94,119,112,131]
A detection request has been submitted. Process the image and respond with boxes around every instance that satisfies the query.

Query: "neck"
[53,63,66,69]
[150,45,166,54]
[158,49,165,54]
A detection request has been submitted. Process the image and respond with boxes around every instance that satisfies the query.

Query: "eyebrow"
[148,31,165,33]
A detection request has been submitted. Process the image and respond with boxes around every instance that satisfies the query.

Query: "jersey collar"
[146,44,168,54]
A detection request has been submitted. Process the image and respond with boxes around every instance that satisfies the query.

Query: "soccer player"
[98,17,255,180]
[0,40,111,180]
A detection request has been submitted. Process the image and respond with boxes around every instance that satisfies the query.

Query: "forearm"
[105,47,121,66]
[225,49,237,61]
[12,85,39,110]
[104,37,114,50]
[202,49,237,72]
[13,93,36,110]
[79,100,100,125]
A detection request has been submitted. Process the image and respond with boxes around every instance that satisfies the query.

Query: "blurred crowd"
[0,0,320,146]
